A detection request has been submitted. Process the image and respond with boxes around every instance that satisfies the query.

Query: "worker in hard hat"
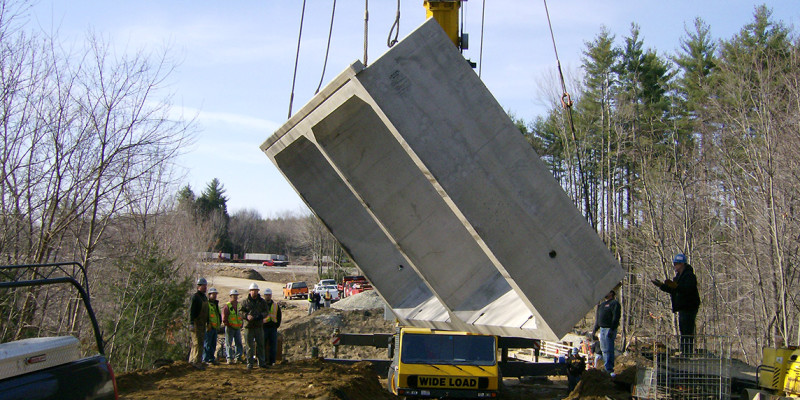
[202,287,222,365]
[239,282,268,369]
[188,277,209,370]
[651,253,701,354]
[307,288,317,315]
[222,289,244,364]
[261,287,282,366]
[565,347,586,392]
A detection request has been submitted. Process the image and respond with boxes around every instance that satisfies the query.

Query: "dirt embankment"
[117,359,396,400]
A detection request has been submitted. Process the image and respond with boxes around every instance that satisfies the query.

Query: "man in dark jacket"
[566,347,586,392]
[262,288,282,366]
[652,253,701,354]
[592,290,621,374]
[240,283,268,369]
[188,278,209,369]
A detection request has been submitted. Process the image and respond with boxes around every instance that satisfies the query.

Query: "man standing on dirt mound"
[203,287,222,365]
[262,288,282,366]
[240,283,268,369]
[222,289,244,364]
[188,277,209,370]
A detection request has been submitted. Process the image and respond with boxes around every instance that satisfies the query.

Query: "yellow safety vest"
[265,301,278,323]
[208,301,221,329]
[324,291,332,300]
[226,302,242,329]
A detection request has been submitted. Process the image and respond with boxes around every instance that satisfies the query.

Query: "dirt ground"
[116,359,396,400]
[116,265,636,399]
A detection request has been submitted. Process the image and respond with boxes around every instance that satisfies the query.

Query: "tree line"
[521,5,799,363]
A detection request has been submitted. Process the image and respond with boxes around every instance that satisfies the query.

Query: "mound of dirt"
[563,369,632,400]
[259,270,317,285]
[212,266,264,281]
[117,359,396,400]
[280,307,395,361]
[333,290,385,311]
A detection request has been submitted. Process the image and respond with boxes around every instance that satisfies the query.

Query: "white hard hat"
[249,283,259,291]
[263,288,272,295]
[208,287,218,294]
[230,289,239,295]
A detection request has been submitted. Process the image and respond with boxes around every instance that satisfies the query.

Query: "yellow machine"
[749,346,800,399]
[423,1,461,49]
[387,328,500,398]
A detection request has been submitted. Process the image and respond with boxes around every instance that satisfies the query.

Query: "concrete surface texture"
[261,18,624,340]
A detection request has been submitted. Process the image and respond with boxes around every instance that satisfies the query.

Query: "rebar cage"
[634,335,732,400]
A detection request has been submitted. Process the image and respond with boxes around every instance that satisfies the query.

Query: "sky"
[27,1,799,218]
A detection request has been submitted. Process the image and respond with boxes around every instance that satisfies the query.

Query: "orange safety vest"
[226,302,242,329]
[208,301,221,329]
[264,301,278,323]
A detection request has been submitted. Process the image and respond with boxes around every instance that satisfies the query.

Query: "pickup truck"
[283,281,309,299]
[337,275,366,296]
[0,262,118,400]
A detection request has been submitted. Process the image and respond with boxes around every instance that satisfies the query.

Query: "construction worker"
[222,289,244,364]
[203,287,221,364]
[262,288,282,366]
[651,253,701,354]
[592,290,620,375]
[565,347,586,392]
[307,290,317,315]
[188,277,209,370]
[323,290,332,308]
[240,282,268,369]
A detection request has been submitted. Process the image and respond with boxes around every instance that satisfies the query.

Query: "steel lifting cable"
[363,0,369,66]
[387,0,400,47]
[316,0,337,94]
[288,0,307,118]
[478,0,486,77]
[542,0,595,227]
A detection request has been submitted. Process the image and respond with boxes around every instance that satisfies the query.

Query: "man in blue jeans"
[592,290,621,375]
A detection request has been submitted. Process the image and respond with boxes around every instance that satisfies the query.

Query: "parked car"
[283,281,309,299]
[314,279,336,291]
[315,284,340,302]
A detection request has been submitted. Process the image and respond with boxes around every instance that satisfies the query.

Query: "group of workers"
[306,289,333,315]
[566,253,701,392]
[189,279,282,370]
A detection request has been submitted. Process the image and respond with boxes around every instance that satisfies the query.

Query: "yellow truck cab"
[388,327,499,399]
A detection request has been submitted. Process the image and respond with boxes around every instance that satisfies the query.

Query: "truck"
[337,275,367,296]
[387,328,500,399]
[0,262,118,400]
[283,281,309,299]
[261,254,289,267]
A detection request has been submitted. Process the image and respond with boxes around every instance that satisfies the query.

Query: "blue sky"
[29,1,799,217]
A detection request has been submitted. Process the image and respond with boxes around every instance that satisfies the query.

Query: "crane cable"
[387,0,400,47]
[363,0,369,66]
[478,0,486,77]
[315,0,337,94]
[542,0,595,227]
[288,0,307,118]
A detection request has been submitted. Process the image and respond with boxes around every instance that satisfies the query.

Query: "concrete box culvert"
[261,19,623,340]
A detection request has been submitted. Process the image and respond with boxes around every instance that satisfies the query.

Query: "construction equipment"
[746,346,800,399]
[387,327,500,398]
